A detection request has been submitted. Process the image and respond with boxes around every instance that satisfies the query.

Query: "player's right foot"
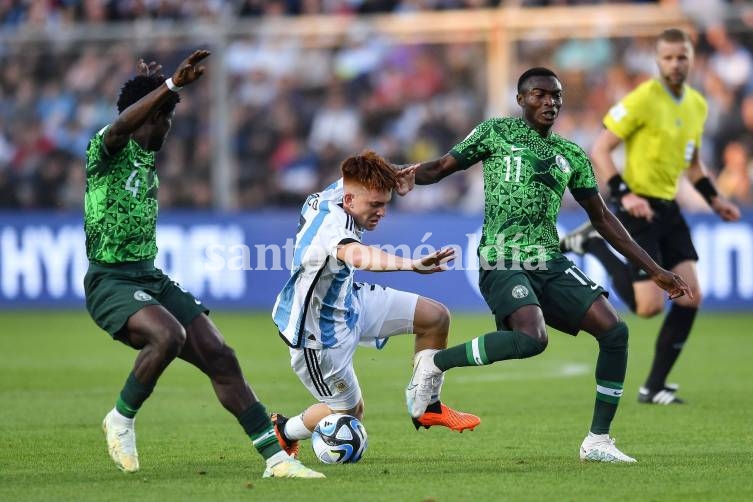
[559,221,599,255]
[406,349,442,418]
[271,412,300,458]
[638,383,686,405]
[262,458,325,479]
[102,409,139,473]
[579,433,637,463]
[412,403,481,432]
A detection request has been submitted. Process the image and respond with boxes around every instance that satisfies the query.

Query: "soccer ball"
[311,414,368,464]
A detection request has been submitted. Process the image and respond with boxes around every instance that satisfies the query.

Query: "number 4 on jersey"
[125,169,141,197]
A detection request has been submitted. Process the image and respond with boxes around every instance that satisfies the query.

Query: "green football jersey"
[84,125,159,264]
[451,117,598,264]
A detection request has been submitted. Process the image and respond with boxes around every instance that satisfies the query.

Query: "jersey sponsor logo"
[511,284,529,299]
[609,102,628,122]
[555,155,571,173]
[133,290,152,301]
[510,145,526,152]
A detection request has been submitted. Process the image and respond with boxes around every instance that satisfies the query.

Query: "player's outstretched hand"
[652,268,693,301]
[137,59,163,78]
[412,247,455,274]
[395,164,417,196]
[711,197,741,222]
[171,49,211,87]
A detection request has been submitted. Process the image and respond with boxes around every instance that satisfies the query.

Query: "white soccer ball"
[311,414,368,464]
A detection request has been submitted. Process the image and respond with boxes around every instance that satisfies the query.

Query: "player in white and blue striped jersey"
[270,151,480,458]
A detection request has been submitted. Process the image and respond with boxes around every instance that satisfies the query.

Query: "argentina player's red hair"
[341,150,398,192]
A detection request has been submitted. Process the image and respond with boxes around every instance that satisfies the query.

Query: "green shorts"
[479,255,607,336]
[84,260,209,338]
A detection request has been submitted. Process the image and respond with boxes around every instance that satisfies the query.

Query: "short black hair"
[116,74,180,114]
[517,67,559,93]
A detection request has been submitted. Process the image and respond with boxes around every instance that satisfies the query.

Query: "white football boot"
[102,409,139,473]
[579,432,637,463]
[405,349,442,418]
[262,458,325,478]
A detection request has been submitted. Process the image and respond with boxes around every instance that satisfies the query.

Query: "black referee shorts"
[616,197,699,282]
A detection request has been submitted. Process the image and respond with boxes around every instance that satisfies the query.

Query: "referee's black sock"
[644,304,697,391]
[585,238,636,312]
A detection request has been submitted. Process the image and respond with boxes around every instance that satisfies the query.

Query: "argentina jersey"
[273,179,363,349]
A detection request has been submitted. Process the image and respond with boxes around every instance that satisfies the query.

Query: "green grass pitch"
[2,311,752,501]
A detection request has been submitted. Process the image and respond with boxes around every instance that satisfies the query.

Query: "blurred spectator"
[717,140,753,204]
[0,1,752,211]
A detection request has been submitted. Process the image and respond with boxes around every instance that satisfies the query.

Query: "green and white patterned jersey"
[451,117,598,264]
[84,125,159,264]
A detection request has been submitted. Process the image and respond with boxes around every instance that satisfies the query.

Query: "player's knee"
[635,302,663,318]
[154,324,186,358]
[678,288,702,308]
[431,302,451,335]
[517,330,548,357]
[598,321,629,352]
[417,298,451,335]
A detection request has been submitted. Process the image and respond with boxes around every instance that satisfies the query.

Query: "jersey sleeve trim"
[570,186,599,201]
[448,149,471,169]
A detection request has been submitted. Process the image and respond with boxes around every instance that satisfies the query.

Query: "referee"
[561,28,740,405]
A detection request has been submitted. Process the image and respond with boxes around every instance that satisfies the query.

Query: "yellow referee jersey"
[603,78,708,200]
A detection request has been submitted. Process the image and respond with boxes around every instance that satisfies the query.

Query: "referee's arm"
[685,149,741,222]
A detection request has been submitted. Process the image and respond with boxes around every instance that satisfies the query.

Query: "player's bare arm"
[578,193,692,300]
[591,128,654,221]
[105,49,210,153]
[414,153,465,185]
[685,150,741,222]
[336,242,454,273]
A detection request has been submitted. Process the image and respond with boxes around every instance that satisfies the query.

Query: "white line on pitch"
[451,363,590,383]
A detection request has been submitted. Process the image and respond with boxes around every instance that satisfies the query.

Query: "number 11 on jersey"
[504,156,522,183]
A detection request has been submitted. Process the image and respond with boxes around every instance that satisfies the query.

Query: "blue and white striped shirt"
[273,179,362,349]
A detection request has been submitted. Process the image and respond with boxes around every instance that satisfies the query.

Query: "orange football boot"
[412,403,480,432]
[271,413,300,458]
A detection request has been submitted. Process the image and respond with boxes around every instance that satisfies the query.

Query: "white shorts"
[289,283,419,411]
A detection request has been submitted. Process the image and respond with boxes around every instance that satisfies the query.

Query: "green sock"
[237,402,283,460]
[434,330,546,371]
[590,322,628,434]
[115,372,154,419]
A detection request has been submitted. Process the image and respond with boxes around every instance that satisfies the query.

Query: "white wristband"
[165,77,182,93]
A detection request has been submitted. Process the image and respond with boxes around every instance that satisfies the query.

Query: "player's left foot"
[262,458,325,479]
[271,412,300,458]
[579,433,637,463]
[102,409,139,473]
[412,403,480,432]
[638,383,686,405]
[405,349,442,418]
[559,221,600,255]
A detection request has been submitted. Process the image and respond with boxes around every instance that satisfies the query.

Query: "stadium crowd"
[1,1,752,210]
[0,1,668,25]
